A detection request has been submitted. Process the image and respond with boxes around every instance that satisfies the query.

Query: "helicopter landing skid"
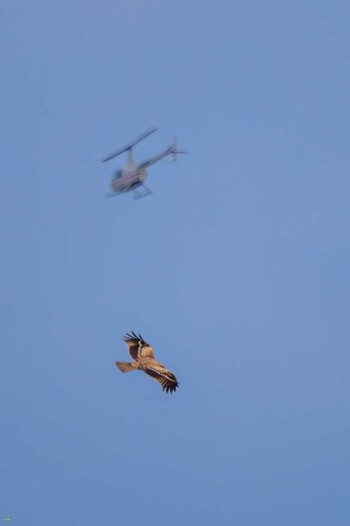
[105,185,152,200]
[133,185,152,199]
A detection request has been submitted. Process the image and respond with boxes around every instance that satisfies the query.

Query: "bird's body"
[115,332,179,394]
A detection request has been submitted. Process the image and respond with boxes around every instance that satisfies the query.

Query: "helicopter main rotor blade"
[102,126,158,163]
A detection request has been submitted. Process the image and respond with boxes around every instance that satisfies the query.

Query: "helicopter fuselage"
[111,166,147,193]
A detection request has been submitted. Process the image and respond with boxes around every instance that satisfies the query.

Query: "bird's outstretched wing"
[144,362,179,394]
[123,332,154,359]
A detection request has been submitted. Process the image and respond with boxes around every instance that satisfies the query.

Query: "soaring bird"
[115,332,179,394]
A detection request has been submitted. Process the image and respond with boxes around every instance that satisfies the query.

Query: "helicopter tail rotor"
[172,137,178,162]
[169,136,188,162]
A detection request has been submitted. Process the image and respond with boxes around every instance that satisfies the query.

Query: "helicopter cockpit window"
[115,169,123,179]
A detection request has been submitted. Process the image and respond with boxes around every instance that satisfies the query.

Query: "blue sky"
[1,1,350,524]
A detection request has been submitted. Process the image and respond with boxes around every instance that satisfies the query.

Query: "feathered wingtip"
[163,373,180,394]
[123,331,147,344]
[163,378,180,394]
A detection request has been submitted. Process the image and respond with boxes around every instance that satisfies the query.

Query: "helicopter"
[102,127,187,199]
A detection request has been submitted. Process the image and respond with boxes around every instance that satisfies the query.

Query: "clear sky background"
[1,1,349,525]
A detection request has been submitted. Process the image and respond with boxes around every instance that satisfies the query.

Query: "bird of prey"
[115,332,179,394]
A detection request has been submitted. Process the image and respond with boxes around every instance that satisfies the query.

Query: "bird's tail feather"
[115,361,135,373]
